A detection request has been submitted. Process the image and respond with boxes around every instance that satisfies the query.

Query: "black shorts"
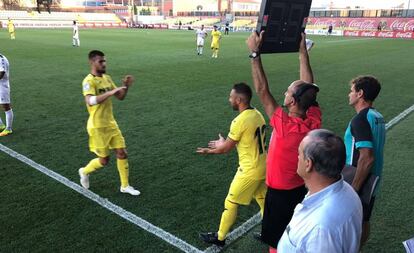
[363,197,376,222]
[261,185,307,248]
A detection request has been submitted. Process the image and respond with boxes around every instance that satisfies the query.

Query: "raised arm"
[114,75,134,100]
[247,31,278,118]
[299,33,314,83]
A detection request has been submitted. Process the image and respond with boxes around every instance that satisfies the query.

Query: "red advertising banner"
[343,30,414,39]
[307,17,414,31]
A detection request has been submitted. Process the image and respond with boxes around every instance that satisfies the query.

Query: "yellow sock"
[117,159,129,188]
[83,158,104,174]
[215,49,219,57]
[254,184,267,217]
[256,196,265,217]
[217,199,238,241]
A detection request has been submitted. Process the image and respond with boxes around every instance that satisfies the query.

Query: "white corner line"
[203,103,414,252]
[0,143,203,253]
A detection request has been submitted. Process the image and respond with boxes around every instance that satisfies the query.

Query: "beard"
[97,69,106,74]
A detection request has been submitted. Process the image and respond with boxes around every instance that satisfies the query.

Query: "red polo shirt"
[266,106,322,190]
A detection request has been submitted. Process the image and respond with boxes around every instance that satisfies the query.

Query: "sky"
[311,0,411,9]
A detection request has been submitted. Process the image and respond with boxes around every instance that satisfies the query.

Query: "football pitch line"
[204,102,414,252]
[325,38,375,43]
[1,103,414,253]
[0,143,203,253]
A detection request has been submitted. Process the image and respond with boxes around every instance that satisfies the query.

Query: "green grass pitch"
[0,28,413,252]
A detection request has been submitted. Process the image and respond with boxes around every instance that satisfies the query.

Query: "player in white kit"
[0,54,14,136]
[196,25,208,55]
[73,21,80,47]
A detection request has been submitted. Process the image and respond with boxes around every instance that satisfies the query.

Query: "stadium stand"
[0,10,121,23]
[230,18,257,31]
[191,18,220,27]
[163,17,199,26]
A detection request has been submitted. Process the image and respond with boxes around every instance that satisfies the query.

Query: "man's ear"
[357,89,364,99]
[291,96,298,106]
[305,158,313,173]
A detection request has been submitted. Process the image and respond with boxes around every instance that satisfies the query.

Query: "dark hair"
[351,75,381,102]
[293,82,319,111]
[233,82,252,103]
[303,129,345,179]
[88,50,105,60]
[73,20,76,25]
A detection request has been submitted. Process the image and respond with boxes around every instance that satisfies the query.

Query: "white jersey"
[73,24,79,39]
[196,29,207,39]
[0,54,10,90]
[0,54,10,104]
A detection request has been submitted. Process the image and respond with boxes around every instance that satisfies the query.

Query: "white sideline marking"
[325,38,374,43]
[204,213,261,253]
[0,143,203,253]
[203,103,414,252]
[1,104,413,253]
[385,104,414,130]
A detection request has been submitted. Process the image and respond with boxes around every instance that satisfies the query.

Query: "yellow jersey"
[228,108,267,180]
[7,21,14,32]
[211,30,221,44]
[82,74,118,129]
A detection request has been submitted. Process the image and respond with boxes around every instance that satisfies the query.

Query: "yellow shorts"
[87,126,126,157]
[211,42,220,49]
[226,174,267,205]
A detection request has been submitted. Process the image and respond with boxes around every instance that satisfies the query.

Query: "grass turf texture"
[0,29,413,252]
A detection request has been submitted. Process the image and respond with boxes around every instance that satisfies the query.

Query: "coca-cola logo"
[395,32,413,38]
[349,20,376,30]
[377,31,394,37]
[345,31,360,36]
[314,19,338,27]
[361,31,376,37]
[390,20,414,31]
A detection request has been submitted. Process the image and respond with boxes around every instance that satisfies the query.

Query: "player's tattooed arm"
[114,75,134,100]
[196,134,237,154]
[85,86,127,106]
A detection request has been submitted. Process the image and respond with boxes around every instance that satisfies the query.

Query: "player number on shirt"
[255,125,266,154]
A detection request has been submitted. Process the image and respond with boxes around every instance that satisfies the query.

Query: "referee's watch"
[249,51,260,59]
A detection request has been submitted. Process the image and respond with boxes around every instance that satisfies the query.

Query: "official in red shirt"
[247,32,322,252]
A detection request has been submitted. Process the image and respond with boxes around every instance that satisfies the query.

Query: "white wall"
[134,15,164,24]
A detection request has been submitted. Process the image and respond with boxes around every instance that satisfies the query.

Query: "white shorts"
[197,38,205,46]
[0,89,10,104]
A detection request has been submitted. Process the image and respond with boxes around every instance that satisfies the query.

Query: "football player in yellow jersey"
[7,18,15,40]
[210,25,222,58]
[197,83,267,246]
[78,50,140,196]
